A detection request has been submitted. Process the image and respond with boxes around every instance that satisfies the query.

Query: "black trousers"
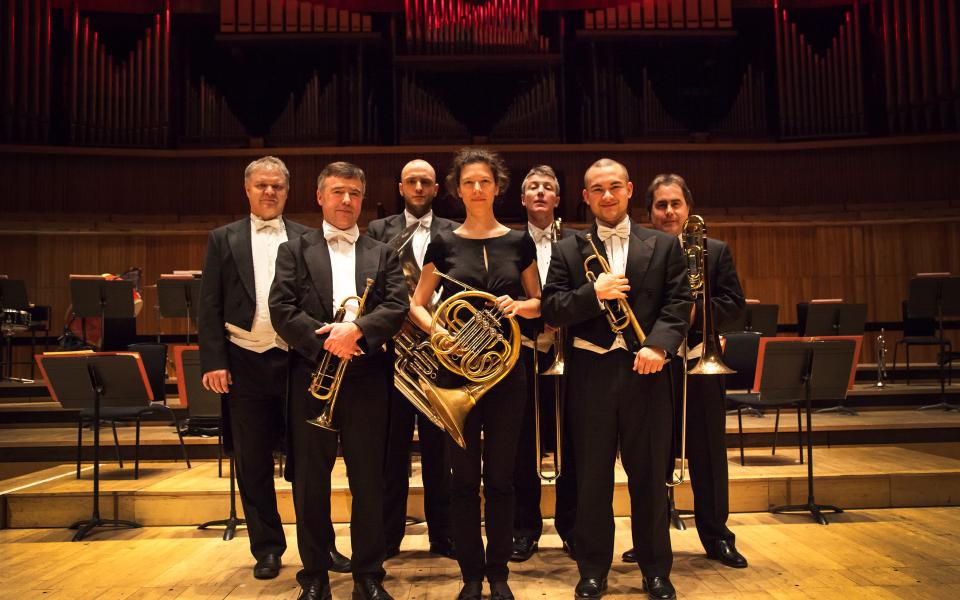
[289,354,389,586]
[512,346,577,542]
[671,364,734,550]
[568,348,673,581]
[448,357,526,583]
[225,344,287,560]
[383,375,452,549]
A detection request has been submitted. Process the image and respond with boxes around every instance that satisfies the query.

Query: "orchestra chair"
[175,345,247,540]
[64,346,190,480]
[725,332,803,464]
[892,300,952,385]
[723,331,764,418]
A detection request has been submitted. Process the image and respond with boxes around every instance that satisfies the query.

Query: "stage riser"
[6,471,959,529]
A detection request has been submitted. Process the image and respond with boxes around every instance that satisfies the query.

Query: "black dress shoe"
[297,581,332,600]
[457,581,483,600]
[509,536,538,562]
[574,577,607,598]
[621,547,637,563]
[490,580,515,600]
[428,537,457,559]
[352,577,394,600]
[328,546,352,573]
[706,539,748,568]
[642,576,676,600]
[253,553,281,579]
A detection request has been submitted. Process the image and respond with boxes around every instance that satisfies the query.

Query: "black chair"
[724,333,804,466]
[724,331,764,418]
[892,300,952,385]
[175,346,225,475]
[75,346,190,480]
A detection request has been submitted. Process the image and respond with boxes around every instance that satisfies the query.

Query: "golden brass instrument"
[306,278,375,431]
[668,215,735,488]
[535,217,563,482]
[583,232,647,347]
[401,270,520,449]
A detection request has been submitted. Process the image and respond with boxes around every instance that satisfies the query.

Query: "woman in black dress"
[409,148,541,600]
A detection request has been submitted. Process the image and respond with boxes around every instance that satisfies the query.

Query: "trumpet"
[535,217,563,482]
[583,233,647,348]
[669,215,735,488]
[307,278,375,431]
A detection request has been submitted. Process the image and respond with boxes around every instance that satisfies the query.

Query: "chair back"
[901,300,936,337]
[127,343,167,403]
[723,331,762,390]
[174,346,221,419]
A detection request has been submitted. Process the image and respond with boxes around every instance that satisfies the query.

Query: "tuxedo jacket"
[542,222,693,358]
[523,223,575,338]
[198,216,310,374]
[688,238,745,348]
[365,212,459,245]
[268,229,409,364]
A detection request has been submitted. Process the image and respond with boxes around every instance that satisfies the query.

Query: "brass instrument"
[398,270,520,449]
[875,328,887,388]
[583,233,647,347]
[668,215,735,488]
[307,278,375,431]
[535,217,563,482]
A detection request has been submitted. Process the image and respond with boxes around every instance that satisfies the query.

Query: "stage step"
[2,444,959,529]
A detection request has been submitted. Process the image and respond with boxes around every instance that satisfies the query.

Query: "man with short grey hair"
[198,156,349,581]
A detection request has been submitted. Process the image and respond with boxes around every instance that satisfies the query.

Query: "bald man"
[367,159,459,559]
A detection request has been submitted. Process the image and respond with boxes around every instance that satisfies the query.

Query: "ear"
[626,181,634,199]
[582,188,589,204]
[398,181,404,197]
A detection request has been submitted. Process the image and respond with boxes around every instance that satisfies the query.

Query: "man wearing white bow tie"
[367,159,458,561]
[199,156,314,581]
[271,162,409,600]
[541,159,692,600]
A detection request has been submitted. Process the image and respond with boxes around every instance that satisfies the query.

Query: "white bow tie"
[324,224,359,248]
[404,213,432,230]
[252,216,282,232]
[597,220,630,242]
[529,226,551,244]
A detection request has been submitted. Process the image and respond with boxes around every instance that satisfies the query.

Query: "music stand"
[761,339,857,525]
[722,303,779,338]
[36,352,148,541]
[910,276,960,411]
[798,302,866,415]
[175,346,246,541]
[69,276,135,348]
[157,276,203,344]
[0,279,31,381]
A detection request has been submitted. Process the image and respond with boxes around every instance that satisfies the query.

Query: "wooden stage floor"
[3,443,960,529]
[2,508,960,599]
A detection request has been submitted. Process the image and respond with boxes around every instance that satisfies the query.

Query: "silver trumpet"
[875,328,888,388]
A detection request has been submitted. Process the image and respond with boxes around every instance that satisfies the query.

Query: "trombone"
[306,278,375,431]
[534,217,563,482]
[669,216,735,488]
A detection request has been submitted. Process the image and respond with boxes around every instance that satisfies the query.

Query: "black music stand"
[722,303,780,338]
[0,279,31,381]
[37,352,147,541]
[157,276,203,344]
[910,276,960,411]
[765,339,857,525]
[177,347,245,540]
[69,277,135,349]
[798,302,866,415]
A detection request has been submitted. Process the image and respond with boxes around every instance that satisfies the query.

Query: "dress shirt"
[572,217,632,354]
[404,209,433,268]
[527,221,554,287]
[323,221,360,322]
[225,215,289,353]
